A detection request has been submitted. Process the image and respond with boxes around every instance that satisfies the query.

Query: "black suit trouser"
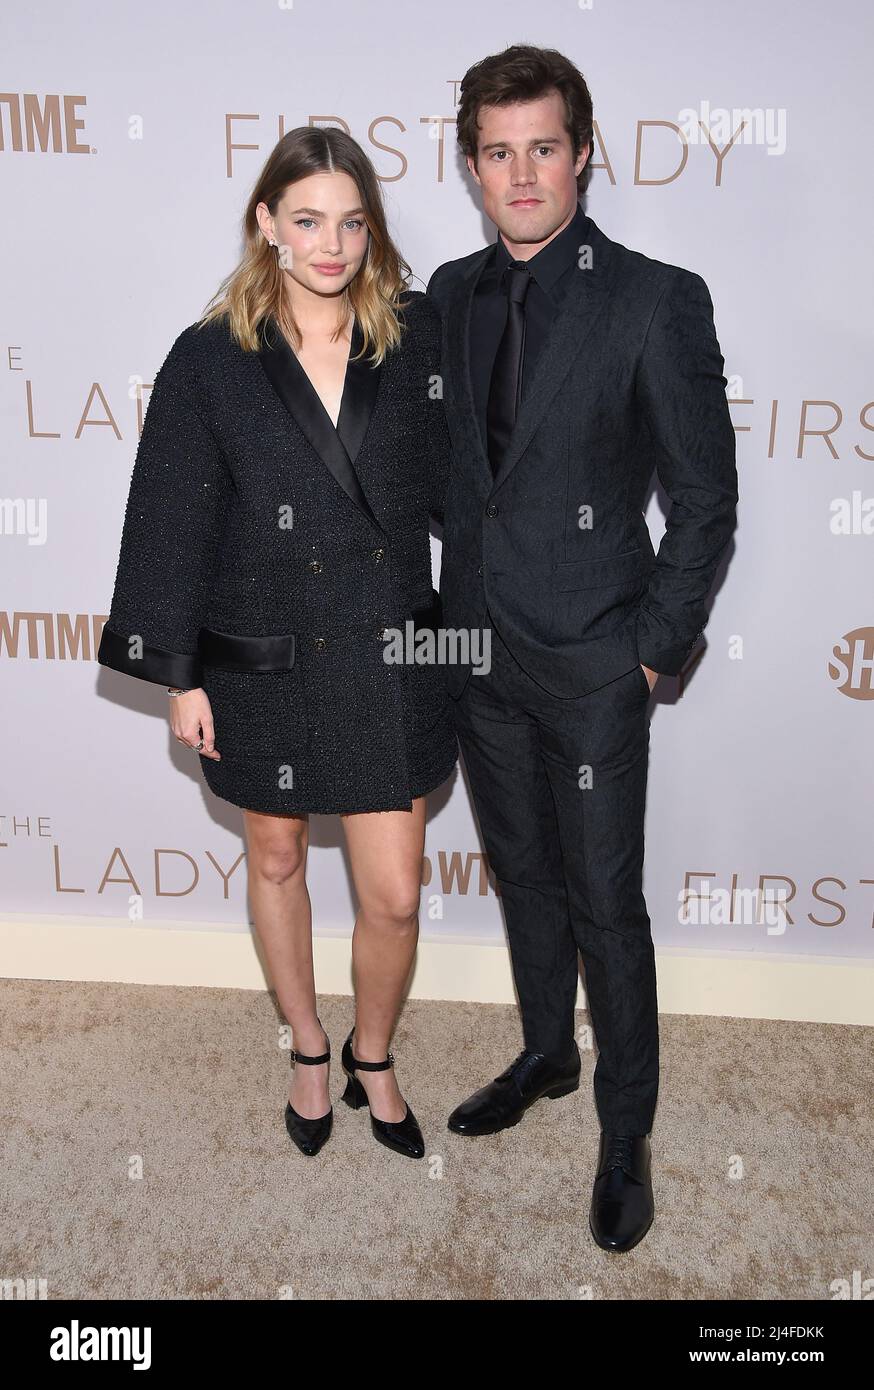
[449,608,659,1136]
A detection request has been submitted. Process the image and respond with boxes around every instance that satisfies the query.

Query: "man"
[428,44,738,1251]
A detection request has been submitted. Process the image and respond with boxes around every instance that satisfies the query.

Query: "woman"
[98,127,457,1160]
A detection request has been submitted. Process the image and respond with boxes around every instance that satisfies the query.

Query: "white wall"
[2,0,872,1005]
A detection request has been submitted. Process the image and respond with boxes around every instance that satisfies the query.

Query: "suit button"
[376,627,386,639]
[308,559,323,574]
[485,503,498,517]
[477,564,483,575]
[313,636,327,650]
[371,547,385,563]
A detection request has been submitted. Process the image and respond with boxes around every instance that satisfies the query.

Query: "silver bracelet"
[167,687,190,697]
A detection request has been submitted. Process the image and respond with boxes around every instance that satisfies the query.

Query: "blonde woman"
[99,127,456,1159]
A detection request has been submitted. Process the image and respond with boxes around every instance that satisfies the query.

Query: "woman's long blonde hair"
[199,126,413,364]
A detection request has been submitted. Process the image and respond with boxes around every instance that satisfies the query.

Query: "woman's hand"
[168,689,221,759]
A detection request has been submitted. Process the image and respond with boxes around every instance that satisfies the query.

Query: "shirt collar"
[494,202,588,297]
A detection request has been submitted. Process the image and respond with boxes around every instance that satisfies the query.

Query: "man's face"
[466,90,589,255]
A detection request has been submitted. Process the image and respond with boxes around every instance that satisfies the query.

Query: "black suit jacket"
[427,209,738,699]
[98,295,446,691]
[96,292,456,815]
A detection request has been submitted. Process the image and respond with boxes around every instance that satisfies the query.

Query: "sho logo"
[828,627,874,699]
[0,94,89,153]
[49,1320,152,1369]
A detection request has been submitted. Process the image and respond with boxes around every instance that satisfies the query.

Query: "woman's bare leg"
[243,808,329,1120]
[340,796,427,1122]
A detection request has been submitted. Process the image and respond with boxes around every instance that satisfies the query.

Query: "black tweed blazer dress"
[97,291,459,815]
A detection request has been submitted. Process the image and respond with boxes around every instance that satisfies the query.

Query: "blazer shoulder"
[625,249,715,319]
[398,286,439,322]
[152,316,230,378]
[176,314,239,359]
[601,228,712,300]
[396,287,442,351]
[427,246,490,305]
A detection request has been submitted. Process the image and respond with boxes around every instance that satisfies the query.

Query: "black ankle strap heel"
[285,1019,332,1157]
[291,1043,332,1065]
[341,1027,424,1159]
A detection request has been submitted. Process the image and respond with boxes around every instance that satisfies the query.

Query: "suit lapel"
[490,214,615,493]
[256,314,386,536]
[445,213,617,496]
[336,318,382,467]
[444,249,494,491]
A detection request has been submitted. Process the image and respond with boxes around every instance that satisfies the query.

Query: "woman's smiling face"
[257,170,370,298]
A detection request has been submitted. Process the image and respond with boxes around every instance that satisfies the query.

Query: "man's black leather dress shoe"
[447,1045,581,1136]
[588,1132,654,1251]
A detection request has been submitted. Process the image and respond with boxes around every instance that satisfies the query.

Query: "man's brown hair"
[456,44,594,195]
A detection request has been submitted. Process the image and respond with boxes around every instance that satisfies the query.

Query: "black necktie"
[486,261,532,476]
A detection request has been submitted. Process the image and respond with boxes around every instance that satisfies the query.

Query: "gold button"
[371,547,384,563]
[308,559,323,574]
[313,636,327,650]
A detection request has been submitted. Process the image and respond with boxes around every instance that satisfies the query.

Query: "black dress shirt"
[470,201,589,451]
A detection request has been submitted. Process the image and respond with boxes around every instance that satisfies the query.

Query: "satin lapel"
[490,214,616,494]
[336,318,382,466]
[256,314,386,537]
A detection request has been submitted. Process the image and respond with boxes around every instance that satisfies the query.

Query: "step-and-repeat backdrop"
[3,0,872,961]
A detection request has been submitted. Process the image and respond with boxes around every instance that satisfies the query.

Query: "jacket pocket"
[401,658,451,735]
[200,666,307,761]
[552,548,643,591]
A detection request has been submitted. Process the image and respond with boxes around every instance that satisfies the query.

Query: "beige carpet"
[1,978,871,1300]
